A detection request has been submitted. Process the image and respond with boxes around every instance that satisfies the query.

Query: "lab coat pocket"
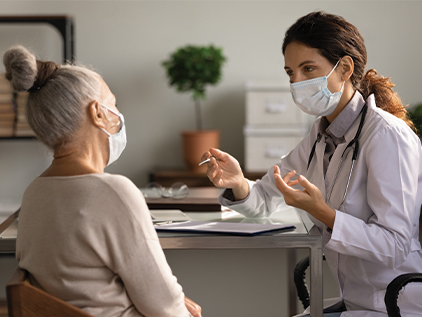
[373,289,387,312]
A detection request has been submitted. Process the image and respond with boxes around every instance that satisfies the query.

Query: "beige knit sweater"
[16,173,189,317]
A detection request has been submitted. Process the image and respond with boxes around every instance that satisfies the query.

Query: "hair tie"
[28,63,60,93]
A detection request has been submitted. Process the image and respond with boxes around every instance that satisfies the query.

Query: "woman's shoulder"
[88,173,145,207]
[92,173,137,189]
[366,95,417,138]
[69,174,152,238]
[361,95,421,158]
[27,173,144,211]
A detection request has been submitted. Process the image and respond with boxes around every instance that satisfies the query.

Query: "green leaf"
[409,104,422,137]
[161,44,227,130]
[161,44,227,101]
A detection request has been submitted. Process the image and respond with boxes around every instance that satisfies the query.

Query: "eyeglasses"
[141,182,189,200]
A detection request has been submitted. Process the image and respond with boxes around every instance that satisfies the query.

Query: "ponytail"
[358,69,415,131]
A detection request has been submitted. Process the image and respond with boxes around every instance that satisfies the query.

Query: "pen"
[198,157,212,166]
[198,156,212,166]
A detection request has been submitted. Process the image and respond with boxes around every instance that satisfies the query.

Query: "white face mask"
[290,59,344,117]
[99,103,127,166]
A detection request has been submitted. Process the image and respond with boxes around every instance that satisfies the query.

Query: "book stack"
[0,74,15,137]
[14,92,35,137]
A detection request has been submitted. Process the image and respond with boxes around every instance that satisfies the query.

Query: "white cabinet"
[246,90,308,127]
[244,82,314,172]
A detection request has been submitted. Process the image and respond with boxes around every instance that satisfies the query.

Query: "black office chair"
[294,255,345,314]
[294,257,422,316]
[294,255,313,310]
[384,273,422,317]
[384,207,422,316]
[295,205,422,316]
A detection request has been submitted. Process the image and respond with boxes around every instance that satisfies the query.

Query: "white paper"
[151,209,191,223]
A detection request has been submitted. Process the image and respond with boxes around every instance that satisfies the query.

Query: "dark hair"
[282,11,414,130]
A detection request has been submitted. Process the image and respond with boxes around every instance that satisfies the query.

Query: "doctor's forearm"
[232,178,250,201]
[308,204,336,230]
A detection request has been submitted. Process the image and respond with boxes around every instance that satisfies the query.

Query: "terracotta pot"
[182,130,220,172]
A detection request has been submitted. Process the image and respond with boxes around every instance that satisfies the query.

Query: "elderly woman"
[4,45,201,317]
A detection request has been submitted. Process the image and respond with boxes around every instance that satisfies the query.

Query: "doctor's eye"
[304,66,315,72]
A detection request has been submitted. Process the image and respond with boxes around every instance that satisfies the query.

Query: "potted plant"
[408,103,422,139]
[162,44,226,171]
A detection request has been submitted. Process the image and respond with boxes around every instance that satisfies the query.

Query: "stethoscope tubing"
[307,104,368,208]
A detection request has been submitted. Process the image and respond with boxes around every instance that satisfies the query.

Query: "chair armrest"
[7,267,27,286]
[385,273,422,317]
[0,209,20,235]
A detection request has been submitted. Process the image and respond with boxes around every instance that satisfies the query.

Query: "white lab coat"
[220,94,422,316]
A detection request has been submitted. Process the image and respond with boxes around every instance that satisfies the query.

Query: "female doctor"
[201,11,422,317]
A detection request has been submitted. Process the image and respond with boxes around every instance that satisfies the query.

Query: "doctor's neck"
[326,85,356,123]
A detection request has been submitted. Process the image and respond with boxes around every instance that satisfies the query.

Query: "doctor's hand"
[201,148,249,200]
[273,166,336,230]
[184,296,202,317]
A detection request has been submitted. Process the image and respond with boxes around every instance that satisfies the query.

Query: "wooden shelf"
[0,15,75,140]
[0,15,75,64]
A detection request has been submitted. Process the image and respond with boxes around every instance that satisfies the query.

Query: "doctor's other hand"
[273,165,336,230]
[201,148,249,200]
[184,296,202,317]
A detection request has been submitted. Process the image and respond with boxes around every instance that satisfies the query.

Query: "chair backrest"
[6,267,93,317]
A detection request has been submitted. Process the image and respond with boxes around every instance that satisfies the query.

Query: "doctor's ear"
[339,56,354,81]
[88,101,107,129]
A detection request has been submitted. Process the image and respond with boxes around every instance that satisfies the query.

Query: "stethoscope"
[307,104,368,207]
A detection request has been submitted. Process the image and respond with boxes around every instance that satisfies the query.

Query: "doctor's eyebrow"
[284,60,318,70]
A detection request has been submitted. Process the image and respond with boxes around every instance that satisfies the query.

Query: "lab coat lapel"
[313,136,327,198]
[324,114,362,208]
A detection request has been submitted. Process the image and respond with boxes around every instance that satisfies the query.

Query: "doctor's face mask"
[290,59,344,117]
[99,103,127,166]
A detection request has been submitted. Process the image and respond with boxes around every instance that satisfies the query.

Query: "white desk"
[0,206,323,317]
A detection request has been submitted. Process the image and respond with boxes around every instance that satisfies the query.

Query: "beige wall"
[1,1,422,202]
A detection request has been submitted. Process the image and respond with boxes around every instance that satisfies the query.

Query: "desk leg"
[309,245,323,317]
[287,249,297,316]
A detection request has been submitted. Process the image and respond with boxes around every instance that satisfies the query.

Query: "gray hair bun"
[2,45,103,151]
[3,45,37,92]
[3,45,59,92]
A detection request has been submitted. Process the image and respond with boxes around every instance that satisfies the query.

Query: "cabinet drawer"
[245,135,303,172]
[246,91,309,126]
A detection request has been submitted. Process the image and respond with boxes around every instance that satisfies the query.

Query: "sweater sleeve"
[116,239,188,317]
[99,175,190,316]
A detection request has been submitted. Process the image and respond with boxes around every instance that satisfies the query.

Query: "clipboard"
[155,220,295,235]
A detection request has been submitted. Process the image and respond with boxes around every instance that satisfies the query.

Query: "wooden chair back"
[6,267,93,317]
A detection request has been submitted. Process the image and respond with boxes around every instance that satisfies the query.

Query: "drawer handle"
[265,101,287,113]
[265,146,286,158]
